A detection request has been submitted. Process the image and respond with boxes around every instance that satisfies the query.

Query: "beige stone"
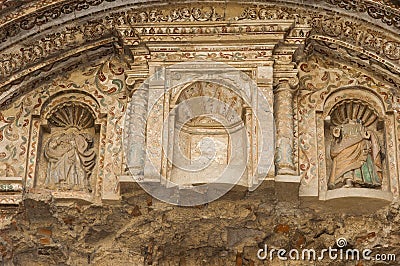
[0,0,399,264]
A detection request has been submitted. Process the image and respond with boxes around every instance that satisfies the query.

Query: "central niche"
[325,100,386,190]
[169,81,247,187]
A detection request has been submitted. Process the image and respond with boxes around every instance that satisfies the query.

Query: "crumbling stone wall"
[2,182,399,265]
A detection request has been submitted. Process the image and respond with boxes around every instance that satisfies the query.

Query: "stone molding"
[0,2,399,109]
[0,177,23,205]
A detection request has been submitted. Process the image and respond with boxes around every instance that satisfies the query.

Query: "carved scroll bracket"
[125,46,150,96]
[126,72,148,96]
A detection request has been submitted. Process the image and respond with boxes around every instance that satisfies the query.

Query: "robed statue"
[44,130,96,191]
[328,119,382,189]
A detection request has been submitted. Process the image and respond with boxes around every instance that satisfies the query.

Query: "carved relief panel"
[41,103,98,192]
[26,92,106,203]
[169,81,247,187]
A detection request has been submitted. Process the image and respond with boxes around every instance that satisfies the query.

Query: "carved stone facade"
[0,0,400,264]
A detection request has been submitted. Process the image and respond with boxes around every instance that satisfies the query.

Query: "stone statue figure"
[44,130,96,191]
[328,119,382,189]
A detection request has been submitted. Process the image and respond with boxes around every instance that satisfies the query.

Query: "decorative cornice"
[0,20,114,84]
[323,0,400,28]
[0,0,399,46]
[310,34,400,73]
[308,38,400,89]
[117,20,297,46]
[0,43,113,109]
[0,1,399,108]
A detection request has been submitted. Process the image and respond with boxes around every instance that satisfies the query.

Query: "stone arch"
[162,81,252,187]
[1,1,399,110]
[38,89,102,118]
[319,86,388,116]
[170,78,252,110]
[172,81,246,127]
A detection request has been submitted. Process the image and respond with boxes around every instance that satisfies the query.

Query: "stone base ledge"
[275,175,301,183]
[301,188,393,214]
[322,187,393,202]
[0,177,23,205]
[0,195,22,205]
[25,189,94,204]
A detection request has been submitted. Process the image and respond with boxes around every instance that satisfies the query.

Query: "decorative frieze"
[0,1,399,111]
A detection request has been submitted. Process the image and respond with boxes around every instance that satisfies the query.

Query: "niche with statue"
[26,91,105,202]
[325,100,385,190]
[41,102,98,192]
[313,88,396,209]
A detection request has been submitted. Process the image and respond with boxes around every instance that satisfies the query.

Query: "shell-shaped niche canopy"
[47,102,95,130]
[329,100,378,127]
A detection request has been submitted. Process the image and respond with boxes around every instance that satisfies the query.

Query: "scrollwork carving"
[0,21,111,82]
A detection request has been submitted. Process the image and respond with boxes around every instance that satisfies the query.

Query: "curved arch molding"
[0,0,399,109]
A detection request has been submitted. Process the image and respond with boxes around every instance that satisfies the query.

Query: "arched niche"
[26,91,107,203]
[314,87,395,211]
[141,62,273,194]
[168,81,249,187]
[152,80,260,188]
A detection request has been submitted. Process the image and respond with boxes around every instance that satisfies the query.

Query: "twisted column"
[273,78,298,176]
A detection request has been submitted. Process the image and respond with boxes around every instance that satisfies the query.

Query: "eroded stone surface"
[1,183,399,265]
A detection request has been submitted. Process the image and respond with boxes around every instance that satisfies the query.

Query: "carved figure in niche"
[44,130,96,191]
[43,103,97,192]
[328,101,383,189]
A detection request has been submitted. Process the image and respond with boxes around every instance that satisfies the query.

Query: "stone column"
[255,64,274,182]
[160,96,175,186]
[273,78,298,176]
[125,59,150,179]
[244,107,254,186]
[124,82,148,178]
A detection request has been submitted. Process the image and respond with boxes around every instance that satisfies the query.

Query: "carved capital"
[288,76,299,90]
[273,77,299,93]
[125,65,149,96]
[126,77,147,95]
